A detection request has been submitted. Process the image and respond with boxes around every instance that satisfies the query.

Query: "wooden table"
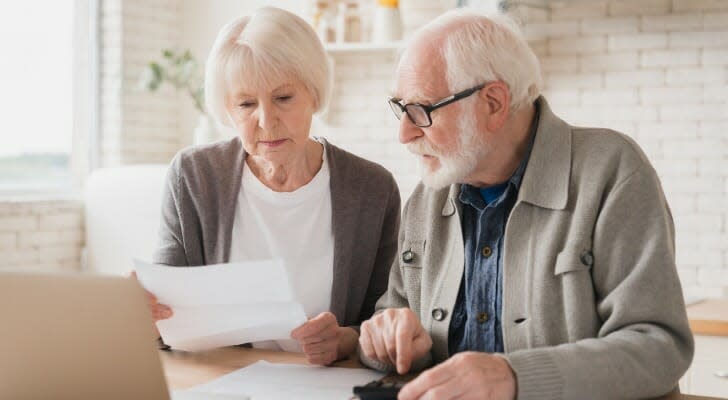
[688,299,728,337]
[160,346,725,399]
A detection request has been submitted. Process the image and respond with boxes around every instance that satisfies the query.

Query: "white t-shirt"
[229,149,334,352]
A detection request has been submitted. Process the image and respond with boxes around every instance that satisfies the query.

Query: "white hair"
[204,7,331,127]
[409,8,542,111]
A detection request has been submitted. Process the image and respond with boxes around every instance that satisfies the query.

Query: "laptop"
[0,271,171,400]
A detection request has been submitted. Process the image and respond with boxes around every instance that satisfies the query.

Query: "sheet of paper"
[179,360,385,400]
[134,259,307,352]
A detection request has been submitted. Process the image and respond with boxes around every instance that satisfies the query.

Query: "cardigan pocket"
[401,239,425,315]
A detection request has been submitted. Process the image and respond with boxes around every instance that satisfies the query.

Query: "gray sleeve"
[356,175,401,323]
[359,197,435,373]
[152,155,189,267]
[505,164,694,400]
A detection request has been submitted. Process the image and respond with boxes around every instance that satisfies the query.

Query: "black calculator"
[352,374,413,400]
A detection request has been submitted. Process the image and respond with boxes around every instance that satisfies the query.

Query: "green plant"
[140,49,205,114]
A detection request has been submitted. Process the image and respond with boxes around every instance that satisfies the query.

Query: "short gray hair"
[411,9,542,111]
[205,7,331,127]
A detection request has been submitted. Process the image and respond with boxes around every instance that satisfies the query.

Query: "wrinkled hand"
[359,308,432,374]
[130,271,173,336]
[398,352,517,400]
[290,311,358,366]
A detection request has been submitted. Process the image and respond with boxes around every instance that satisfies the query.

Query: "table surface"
[160,346,725,399]
[687,299,728,337]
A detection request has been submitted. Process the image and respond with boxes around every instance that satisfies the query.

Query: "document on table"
[172,360,385,400]
[134,259,307,352]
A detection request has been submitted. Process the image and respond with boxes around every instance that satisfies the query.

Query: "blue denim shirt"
[448,107,540,355]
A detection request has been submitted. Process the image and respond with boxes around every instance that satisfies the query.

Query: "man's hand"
[359,308,432,374]
[290,312,358,366]
[398,352,517,400]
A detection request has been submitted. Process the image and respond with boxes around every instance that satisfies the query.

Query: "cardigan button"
[402,250,415,264]
[580,251,594,266]
[432,308,446,321]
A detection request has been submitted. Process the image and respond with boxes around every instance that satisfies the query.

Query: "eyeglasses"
[387,83,486,128]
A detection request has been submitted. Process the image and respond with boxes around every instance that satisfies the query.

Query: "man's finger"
[291,313,336,339]
[395,321,413,374]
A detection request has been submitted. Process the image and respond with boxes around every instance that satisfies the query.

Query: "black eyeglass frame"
[388,83,486,128]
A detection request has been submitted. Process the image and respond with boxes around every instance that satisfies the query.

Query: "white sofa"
[84,165,168,275]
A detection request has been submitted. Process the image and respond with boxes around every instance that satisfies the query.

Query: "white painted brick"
[38,213,83,230]
[669,31,728,48]
[0,216,39,232]
[541,89,581,105]
[605,70,666,88]
[1,250,40,267]
[580,17,639,34]
[674,214,724,233]
[545,73,603,89]
[523,21,579,40]
[641,49,699,67]
[38,245,81,262]
[698,265,728,286]
[662,138,724,158]
[697,193,728,210]
[666,67,725,85]
[662,193,696,213]
[579,52,639,71]
[550,1,608,20]
[653,158,698,177]
[549,36,607,55]
[704,12,728,29]
[581,88,638,105]
[608,0,671,16]
[699,122,728,140]
[640,87,703,105]
[673,0,728,12]
[702,49,728,65]
[608,33,668,51]
[676,266,697,286]
[642,14,704,32]
[539,56,579,73]
[528,40,549,57]
[638,122,698,139]
[18,229,83,249]
[0,233,16,250]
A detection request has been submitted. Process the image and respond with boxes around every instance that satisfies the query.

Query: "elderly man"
[358,9,694,400]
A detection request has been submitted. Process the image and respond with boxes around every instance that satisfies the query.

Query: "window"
[0,1,92,191]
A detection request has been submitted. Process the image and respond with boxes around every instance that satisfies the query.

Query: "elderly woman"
[144,7,400,365]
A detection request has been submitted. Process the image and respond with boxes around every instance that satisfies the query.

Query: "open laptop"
[0,271,171,400]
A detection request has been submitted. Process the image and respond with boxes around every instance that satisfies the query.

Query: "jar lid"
[377,0,399,7]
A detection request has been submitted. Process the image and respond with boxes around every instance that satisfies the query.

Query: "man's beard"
[406,112,488,190]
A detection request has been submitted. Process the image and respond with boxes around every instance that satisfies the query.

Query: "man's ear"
[479,82,510,131]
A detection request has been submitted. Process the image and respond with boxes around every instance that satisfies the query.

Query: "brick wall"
[3,0,726,297]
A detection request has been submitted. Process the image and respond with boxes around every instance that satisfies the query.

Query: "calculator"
[352,374,415,400]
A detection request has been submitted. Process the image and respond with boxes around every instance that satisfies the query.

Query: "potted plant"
[140,49,217,144]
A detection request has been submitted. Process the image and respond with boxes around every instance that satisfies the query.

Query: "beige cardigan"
[153,137,401,328]
[364,97,694,400]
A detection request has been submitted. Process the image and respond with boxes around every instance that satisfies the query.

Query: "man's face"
[393,52,488,190]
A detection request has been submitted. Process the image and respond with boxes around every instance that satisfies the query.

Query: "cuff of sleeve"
[504,349,564,400]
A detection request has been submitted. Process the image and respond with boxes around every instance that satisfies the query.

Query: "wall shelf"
[324,41,404,53]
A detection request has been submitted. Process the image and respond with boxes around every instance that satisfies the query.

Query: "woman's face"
[225,78,316,163]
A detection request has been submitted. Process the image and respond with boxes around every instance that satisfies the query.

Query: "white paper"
[179,361,385,400]
[134,259,308,352]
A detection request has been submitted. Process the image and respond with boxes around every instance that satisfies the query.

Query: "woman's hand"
[130,271,173,336]
[290,311,359,366]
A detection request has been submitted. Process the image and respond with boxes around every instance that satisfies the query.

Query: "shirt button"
[481,246,492,258]
[432,308,446,321]
[477,312,489,323]
[402,250,414,264]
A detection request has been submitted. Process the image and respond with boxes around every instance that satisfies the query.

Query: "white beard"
[407,111,488,190]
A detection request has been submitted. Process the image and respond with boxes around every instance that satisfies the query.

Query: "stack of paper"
[134,259,308,351]
[173,361,385,400]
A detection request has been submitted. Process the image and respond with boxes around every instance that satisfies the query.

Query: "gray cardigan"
[153,137,401,327]
[363,97,694,400]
